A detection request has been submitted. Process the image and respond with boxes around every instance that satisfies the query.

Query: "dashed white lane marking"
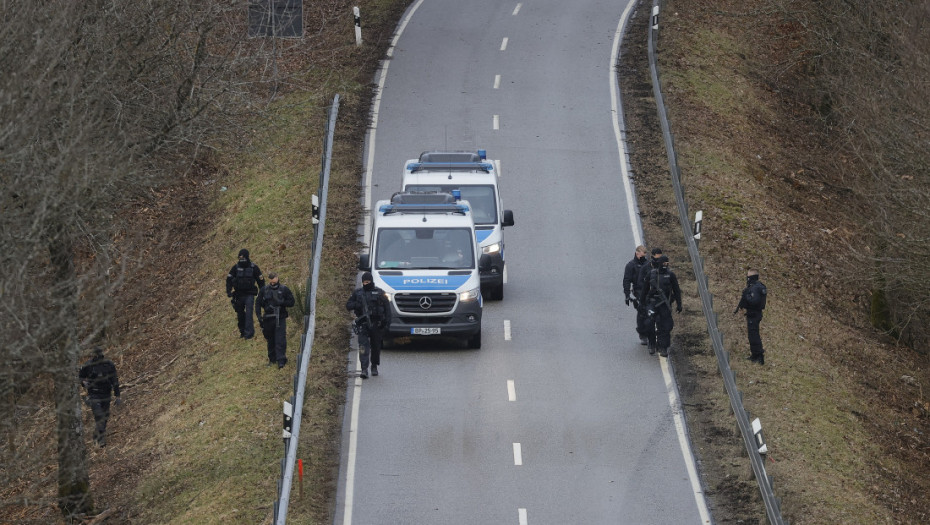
[513,443,523,466]
[512,3,522,16]
[500,37,509,51]
[518,508,528,525]
[507,379,516,401]
[494,74,501,89]
[504,320,512,341]
[493,115,500,130]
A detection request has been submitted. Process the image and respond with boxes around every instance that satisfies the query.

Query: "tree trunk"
[49,230,94,517]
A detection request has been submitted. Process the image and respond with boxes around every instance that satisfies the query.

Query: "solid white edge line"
[348,1,428,523]
[507,379,516,401]
[612,4,711,523]
[504,319,511,341]
[611,2,642,249]
[518,508,528,525]
[513,443,523,466]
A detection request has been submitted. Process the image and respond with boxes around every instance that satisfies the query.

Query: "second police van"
[402,150,514,300]
[359,191,491,349]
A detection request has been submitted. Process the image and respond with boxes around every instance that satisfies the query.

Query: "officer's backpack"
[755,282,768,310]
[234,264,256,291]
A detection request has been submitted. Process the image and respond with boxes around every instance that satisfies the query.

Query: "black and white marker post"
[353,6,362,46]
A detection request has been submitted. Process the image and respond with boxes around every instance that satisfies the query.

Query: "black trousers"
[746,310,764,356]
[262,317,288,365]
[645,304,674,350]
[233,294,256,338]
[358,326,383,370]
[636,302,649,336]
[88,397,111,444]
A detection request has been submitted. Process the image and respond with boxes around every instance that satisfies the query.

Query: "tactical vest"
[234,264,256,291]
[648,269,673,306]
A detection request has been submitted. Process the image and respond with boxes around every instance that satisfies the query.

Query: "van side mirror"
[502,210,514,227]
[358,254,371,271]
[478,254,492,272]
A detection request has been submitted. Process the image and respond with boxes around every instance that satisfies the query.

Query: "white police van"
[359,191,491,349]
[402,150,514,300]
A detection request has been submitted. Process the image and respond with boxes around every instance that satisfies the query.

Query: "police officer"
[78,347,121,447]
[346,272,391,379]
[636,247,665,351]
[735,268,768,365]
[225,249,265,339]
[256,272,295,369]
[639,254,682,357]
[623,245,649,344]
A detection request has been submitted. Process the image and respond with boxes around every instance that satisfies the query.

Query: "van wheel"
[490,285,504,301]
[466,329,481,349]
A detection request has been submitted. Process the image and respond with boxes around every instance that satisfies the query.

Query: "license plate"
[411,327,441,335]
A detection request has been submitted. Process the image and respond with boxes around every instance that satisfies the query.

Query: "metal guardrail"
[273,93,340,524]
[647,3,787,523]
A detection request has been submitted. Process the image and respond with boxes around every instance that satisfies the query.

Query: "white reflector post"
[752,417,767,455]
[693,210,703,241]
[652,5,659,30]
[312,194,320,224]
[283,401,294,439]
[353,7,362,46]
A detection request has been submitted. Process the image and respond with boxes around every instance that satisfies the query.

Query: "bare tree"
[780,0,930,350]
[0,0,254,518]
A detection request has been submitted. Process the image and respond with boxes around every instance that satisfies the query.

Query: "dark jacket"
[79,357,120,400]
[639,268,682,311]
[256,283,296,320]
[623,255,648,296]
[738,276,767,313]
[226,260,265,296]
[346,286,392,328]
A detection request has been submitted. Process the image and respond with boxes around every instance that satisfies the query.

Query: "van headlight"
[383,292,394,303]
[482,242,501,255]
[459,287,480,302]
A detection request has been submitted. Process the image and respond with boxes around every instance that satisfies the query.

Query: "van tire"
[490,285,504,301]
[466,329,481,349]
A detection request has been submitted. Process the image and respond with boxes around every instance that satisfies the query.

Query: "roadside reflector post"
[353,7,362,46]
[652,5,659,30]
[752,417,768,455]
[693,210,703,246]
[283,400,294,440]
[311,194,320,224]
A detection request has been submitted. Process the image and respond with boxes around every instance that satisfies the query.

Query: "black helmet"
[238,249,250,259]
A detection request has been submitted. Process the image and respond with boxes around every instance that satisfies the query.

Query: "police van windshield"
[405,185,497,225]
[375,227,475,270]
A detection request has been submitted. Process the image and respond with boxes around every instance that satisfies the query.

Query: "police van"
[359,191,491,349]
[402,150,514,300]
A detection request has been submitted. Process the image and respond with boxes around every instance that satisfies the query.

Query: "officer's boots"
[648,340,656,355]
[658,347,668,358]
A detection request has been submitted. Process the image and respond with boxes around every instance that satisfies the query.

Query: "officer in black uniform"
[736,268,768,365]
[78,347,121,447]
[226,249,265,339]
[256,272,295,369]
[623,245,649,345]
[639,254,682,357]
[346,272,391,379]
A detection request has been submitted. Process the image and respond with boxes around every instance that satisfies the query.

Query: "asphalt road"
[336,1,711,523]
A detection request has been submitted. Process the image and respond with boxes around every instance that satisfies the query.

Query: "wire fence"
[647,2,787,523]
[272,93,340,525]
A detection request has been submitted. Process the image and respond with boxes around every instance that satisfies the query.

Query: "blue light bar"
[406,161,494,173]
[379,203,471,214]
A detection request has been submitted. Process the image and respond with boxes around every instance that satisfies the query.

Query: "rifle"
[263,288,281,327]
[354,288,373,334]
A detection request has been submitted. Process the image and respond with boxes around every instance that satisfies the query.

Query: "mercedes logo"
[418,296,432,310]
